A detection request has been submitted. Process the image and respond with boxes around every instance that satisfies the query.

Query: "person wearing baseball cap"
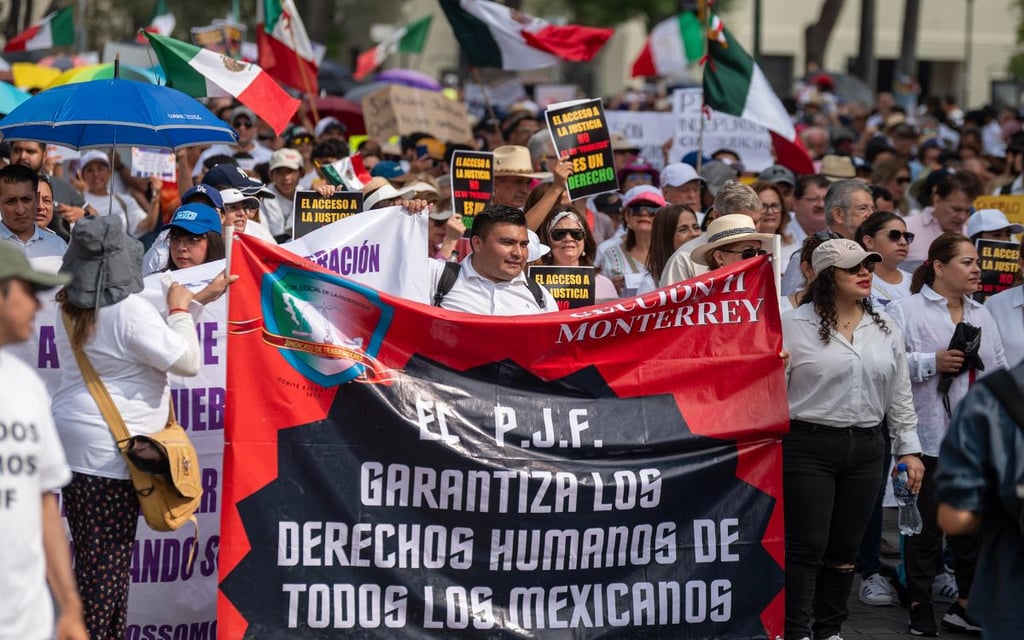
[163,203,225,271]
[596,185,666,295]
[141,183,228,276]
[966,208,1024,242]
[260,149,304,241]
[783,237,923,640]
[759,164,797,211]
[0,242,86,640]
[660,163,705,212]
[220,188,276,243]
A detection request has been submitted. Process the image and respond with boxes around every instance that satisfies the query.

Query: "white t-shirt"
[870,268,913,309]
[0,350,71,638]
[260,184,296,238]
[84,190,149,238]
[51,295,188,479]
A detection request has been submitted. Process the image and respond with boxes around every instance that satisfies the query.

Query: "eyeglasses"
[879,229,915,243]
[843,260,877,274]
[720,247,768,260]
[896,176,911,185]
[233,119,253,129]
[761,202,782,212]
[169,232,206,247]
[627,206,658,216]
[551,228,585,241]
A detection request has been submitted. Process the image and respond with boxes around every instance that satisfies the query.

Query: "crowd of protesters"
[2,76,1023,640]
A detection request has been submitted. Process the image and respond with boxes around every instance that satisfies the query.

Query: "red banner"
[219,233,789,638]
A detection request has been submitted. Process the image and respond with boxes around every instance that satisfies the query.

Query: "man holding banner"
[428,205,556,315]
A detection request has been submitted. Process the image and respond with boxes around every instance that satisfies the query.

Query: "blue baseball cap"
[371,160,406,179]
[167,204,222,236]
[181,184,224,210]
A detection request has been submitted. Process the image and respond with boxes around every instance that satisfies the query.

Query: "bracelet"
[168,307,190,315]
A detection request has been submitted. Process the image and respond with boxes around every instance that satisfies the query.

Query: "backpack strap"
[978,369,1024,429]
[524,276,547,310]
[433,261,461,307]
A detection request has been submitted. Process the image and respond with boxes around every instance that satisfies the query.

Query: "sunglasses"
[233,119,254,129]
[896,177,911,185]
[550,228,585,241]
[291,136,313,146]
[627,206,658,216]
[879,229,915,243]
[814,230,842,241]
[720,247,768,260]
[843,260,877,274]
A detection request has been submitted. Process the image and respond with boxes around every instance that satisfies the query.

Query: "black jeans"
[904,455,981,605]
[784,421,885,639]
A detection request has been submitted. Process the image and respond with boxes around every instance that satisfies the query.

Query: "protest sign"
[14,209,432,639]
[545,98,618,200]
[974,238,1021,301]
[604,111,673,171]
[218,245,788,638]
[671,89,774,172]
[973,194,1024,227]
[450,150,493,230]
[362,84,474,145]
[130,147,176,181]
[292,190,364,240]
[528,265,597,310]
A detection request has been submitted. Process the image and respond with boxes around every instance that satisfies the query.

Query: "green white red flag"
[354,15,432,81]
[144,32,300,134]
[4,7,75,52]
[257,0,318,93]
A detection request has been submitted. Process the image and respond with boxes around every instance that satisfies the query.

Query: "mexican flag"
[257,0,318,93]
[4,7,75,52]
[631,12,706,78]
[135,0,176,43]
[439,0,612,70]
[354,15,432,81]
[144,32,300,134]
[703,23,814,174]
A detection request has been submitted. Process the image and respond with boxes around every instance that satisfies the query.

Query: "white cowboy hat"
[690,214,776,266]
[492,145,551,180]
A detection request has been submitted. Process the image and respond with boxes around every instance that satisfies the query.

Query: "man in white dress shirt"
[428,205,556,315]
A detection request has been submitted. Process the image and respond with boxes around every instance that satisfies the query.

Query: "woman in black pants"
[782,239,925,640]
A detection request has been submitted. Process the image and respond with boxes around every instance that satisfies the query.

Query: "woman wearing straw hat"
[690,214,775,271]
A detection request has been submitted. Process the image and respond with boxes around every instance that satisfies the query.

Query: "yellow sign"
[973,195,1024,227]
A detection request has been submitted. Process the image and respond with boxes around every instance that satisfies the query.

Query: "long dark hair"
[166,228,226,271]
[802,266,889,344]
[910,232,971,293]
[854,210,904,247]
[646,205,696,282]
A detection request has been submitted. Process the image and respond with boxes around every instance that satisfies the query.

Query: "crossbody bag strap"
[61,312,132,444]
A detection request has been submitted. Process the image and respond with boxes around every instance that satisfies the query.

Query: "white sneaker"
[858,572,898,606]
[932,571,959,602]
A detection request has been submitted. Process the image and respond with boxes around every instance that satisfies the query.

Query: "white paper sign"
[671,88,775,172]
[131,147,177,181]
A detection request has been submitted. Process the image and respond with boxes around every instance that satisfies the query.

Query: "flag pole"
[697,0,710,175]
[471,68,503,144]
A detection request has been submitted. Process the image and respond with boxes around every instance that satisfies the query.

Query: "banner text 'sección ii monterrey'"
[220,236,789,639]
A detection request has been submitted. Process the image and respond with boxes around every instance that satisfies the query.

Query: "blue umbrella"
[0,81,30,116]
[0,78,236,150]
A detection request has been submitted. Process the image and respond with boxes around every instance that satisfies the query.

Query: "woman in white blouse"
[782,239,924,640]
[983,236,1024,365]
[887,232,1008,636]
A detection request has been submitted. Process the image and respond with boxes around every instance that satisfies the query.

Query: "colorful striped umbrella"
[46,63,163,88]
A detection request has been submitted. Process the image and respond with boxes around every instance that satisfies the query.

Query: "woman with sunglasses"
[856,211,915,308]
[871,158,915,217]
[538,210,617,302]
[782,239,925,640]
[887,233,1008,636]
[595,186,663,295]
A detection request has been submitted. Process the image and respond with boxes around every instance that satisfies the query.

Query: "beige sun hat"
[690,214,776,266]
[492,145,551,179]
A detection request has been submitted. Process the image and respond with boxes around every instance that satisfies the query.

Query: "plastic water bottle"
[893,462,923,535]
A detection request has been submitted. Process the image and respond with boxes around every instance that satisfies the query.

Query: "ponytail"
[910,262,934,294]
